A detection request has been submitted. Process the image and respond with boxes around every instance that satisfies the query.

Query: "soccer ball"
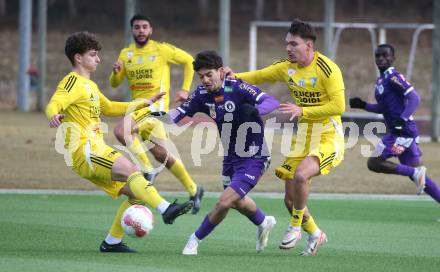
[121,205,154,237]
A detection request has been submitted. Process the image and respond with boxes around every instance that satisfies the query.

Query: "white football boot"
[182,233,199,255]
[256,216,277,253]
[412,166,426,195]
[279,225,302,250]
[299,231,327,256]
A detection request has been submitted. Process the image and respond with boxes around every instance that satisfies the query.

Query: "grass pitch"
[1,193,439,272]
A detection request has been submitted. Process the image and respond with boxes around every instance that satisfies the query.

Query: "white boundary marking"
[0,189,433,201]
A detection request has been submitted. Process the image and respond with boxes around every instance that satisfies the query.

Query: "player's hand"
[146,92,166,106]
[391,117,406,135]
[174,90,189,103]
[349,97,366,109]
[112,60,123,74]
[279,102,303,121]
[49,114,64,128]
[223,66,236,79]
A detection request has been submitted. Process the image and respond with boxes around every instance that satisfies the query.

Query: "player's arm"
[45,81,82,127]
[99,92,165,117]
[167,91,202,124]
[163,43,195,102]
[235,61,286,85]
[302,65,345,119]
[349,97,383,113]
[109,51,126,88]
[237,80,280,116]
[389,74,420,121]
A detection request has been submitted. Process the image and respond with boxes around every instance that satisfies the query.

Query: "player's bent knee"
[293,171,309,184]
[367,157,381,172]
[215,200,233,213]
[114,123,126,144]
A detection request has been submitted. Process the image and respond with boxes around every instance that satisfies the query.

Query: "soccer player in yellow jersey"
[46,31,193,253]
[109,14,204,214]
[227,19,345,256]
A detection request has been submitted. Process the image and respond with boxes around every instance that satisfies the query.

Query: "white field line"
[0,189,433,201]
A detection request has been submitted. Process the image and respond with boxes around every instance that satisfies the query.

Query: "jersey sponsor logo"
[137,56,144,64]
[128,69,153,80]
[149,55,156,62]
[225,101,236,112]
[224,85,233,93]
[239,83,257,96]
[293,90,322,104]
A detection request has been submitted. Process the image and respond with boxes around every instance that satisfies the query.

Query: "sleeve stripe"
[64,75,77,92]
[256,92,265,102]
[177,107,186,114]
[404,86,414,95]
[317,57,332,78]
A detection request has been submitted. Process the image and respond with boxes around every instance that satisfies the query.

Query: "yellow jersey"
[109,40,194,112]
[46,72,144,148]
[236,52,345,123]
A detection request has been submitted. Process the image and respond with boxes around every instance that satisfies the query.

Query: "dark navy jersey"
[177,78,269,159]
[374,67,418,137]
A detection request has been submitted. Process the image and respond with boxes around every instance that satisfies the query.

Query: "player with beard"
[109,14,204,214]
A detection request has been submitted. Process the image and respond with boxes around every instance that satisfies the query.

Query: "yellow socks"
[108,199,131,239]
[127,172,164,209]
[169,159,197,196]
[301,215,319,235]
[290,208,305,228]
[128,137,154,172]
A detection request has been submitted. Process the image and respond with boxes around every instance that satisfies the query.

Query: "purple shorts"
[373,134,422,160]
[222,157,270,198]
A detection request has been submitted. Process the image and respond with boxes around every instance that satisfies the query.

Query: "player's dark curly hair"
[130,14,153,27]
[288,18,316,42]
[64,31,101,65]
[377,44,395,56]
[193,50,223,71]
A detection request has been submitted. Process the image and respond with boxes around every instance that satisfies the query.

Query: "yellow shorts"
[130,107,167,141]
[275,120,344,181]
[71,141,125,198]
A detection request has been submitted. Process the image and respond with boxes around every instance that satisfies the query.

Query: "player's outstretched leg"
[162,200,194,224]
[190,185,205,215]
[424,176,440,204]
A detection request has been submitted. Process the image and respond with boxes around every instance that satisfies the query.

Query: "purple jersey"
[177,78,269,159]
[374,67,418,137]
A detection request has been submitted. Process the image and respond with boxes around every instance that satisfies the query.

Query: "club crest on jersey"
[127,51,134,58]
[377,84,384,95]
[225,101,236,112]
